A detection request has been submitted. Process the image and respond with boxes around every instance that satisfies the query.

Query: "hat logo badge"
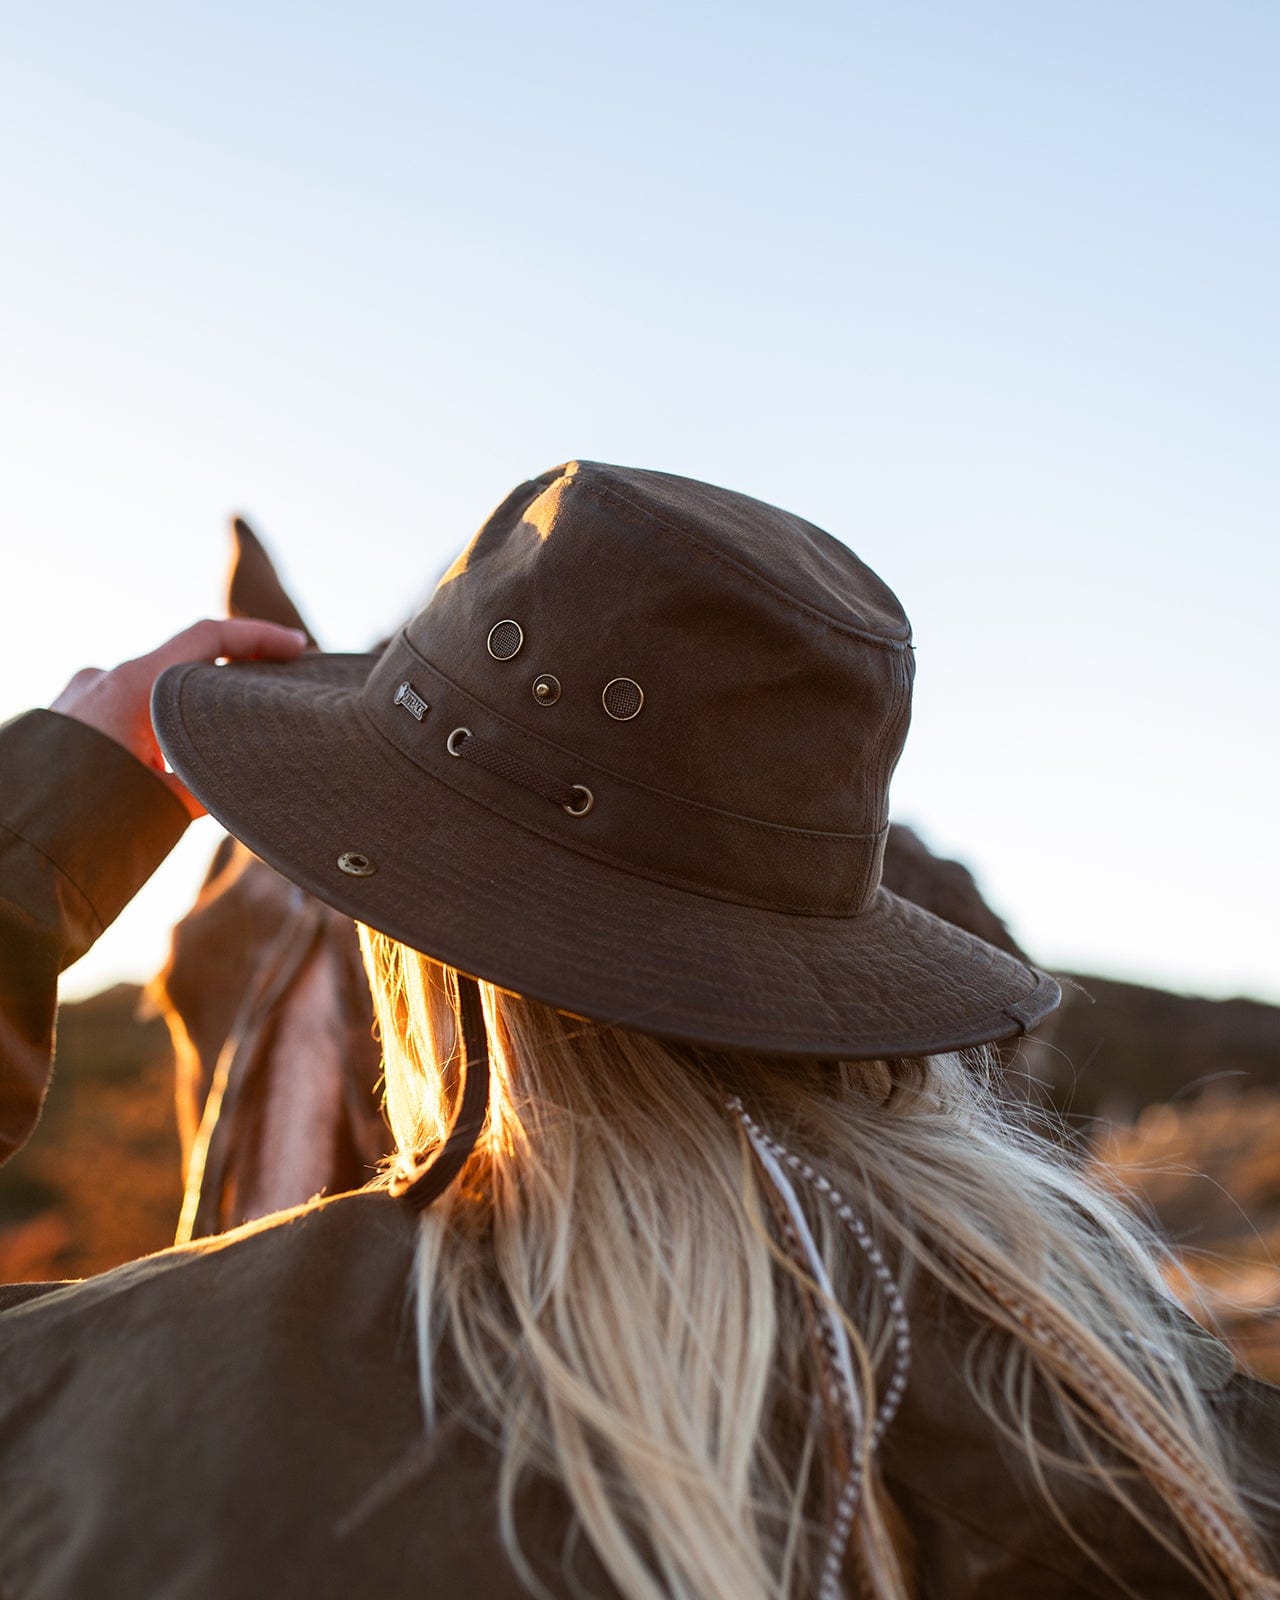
[393,681,429,721]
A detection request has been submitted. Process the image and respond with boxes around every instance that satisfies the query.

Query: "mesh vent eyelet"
[602,677,644,720]
[487,620,524,660]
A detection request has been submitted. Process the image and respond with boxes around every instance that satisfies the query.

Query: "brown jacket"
[0,707,1276,1599]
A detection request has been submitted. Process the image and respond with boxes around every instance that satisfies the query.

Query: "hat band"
[362,633,886,916]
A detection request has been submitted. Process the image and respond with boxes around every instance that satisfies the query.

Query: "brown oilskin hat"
[152,460,1060,1061]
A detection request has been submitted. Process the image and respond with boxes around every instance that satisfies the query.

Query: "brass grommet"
[532,674,561,705]
[446,727,472,756]
[337,851,376,877]
[564,785,594,817]
[602,677,644,720]
[487,620,524,660]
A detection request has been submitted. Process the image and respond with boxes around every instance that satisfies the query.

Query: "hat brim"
[152,653,1059,1060]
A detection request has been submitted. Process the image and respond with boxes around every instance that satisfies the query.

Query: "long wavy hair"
[357,925,1278,1600]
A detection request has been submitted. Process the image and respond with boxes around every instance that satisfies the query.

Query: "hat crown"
[363,462,913,916]
[408,462,912,835]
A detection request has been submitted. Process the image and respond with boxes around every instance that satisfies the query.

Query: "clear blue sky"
[1,2,1276,1003]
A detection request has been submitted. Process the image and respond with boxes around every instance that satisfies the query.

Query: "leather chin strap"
[391,973,492,1211]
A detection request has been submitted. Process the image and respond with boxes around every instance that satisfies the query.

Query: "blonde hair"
[358,926,1279,1600]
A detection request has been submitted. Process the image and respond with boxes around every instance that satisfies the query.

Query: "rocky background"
[0,985,182,1280]
[1057,974,1280,1380]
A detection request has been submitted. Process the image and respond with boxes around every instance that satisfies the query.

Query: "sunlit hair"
[357,926,1279,1600]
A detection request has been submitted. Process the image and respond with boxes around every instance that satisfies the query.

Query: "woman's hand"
[50,618,309,819]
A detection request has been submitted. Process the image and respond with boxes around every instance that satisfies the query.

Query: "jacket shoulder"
[0,1190,611,1600]
[0,1188,415,1330]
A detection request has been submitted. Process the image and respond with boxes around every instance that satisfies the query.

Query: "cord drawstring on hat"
[729,1097,912,1600]
[391,974,492,1210]
[447,727,594,816]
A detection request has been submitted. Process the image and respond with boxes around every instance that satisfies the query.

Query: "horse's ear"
[226,515,319,646]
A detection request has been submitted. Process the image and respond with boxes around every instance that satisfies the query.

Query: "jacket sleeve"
[0,708,190,1167]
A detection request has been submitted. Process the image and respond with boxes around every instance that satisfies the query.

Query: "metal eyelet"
[563,785,594,817]
[602,677,644,720]
[337,851,376,877]
[446,727,472,756]
[487,620,524,660]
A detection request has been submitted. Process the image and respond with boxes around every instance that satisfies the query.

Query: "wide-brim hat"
[152,461,1059,1061]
